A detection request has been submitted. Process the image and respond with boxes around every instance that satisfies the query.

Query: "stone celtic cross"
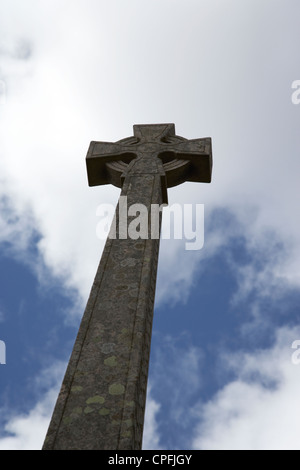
[43,124,212,450]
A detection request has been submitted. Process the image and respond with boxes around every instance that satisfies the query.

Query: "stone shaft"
[43,124,212,450]
[43,154,163,450]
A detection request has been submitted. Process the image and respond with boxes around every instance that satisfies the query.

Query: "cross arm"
[159,137,212,186]
[86,140,137,187]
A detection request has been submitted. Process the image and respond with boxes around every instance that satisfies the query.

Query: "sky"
[0,0,300,450]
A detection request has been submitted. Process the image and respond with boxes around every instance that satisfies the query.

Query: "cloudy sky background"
[1,0,300,449]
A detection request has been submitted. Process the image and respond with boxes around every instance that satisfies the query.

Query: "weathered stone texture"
[43,124,212,450]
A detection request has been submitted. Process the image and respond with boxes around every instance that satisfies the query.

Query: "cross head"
[86,123,212,204]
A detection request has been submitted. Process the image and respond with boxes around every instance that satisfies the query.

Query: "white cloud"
[192,326,300,450]
[142,387,162,450]
[0,397,52,450]
[0,361,65,450]
[0,0,299,312]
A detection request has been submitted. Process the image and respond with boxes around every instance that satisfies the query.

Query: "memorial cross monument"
[43,123,212,450]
